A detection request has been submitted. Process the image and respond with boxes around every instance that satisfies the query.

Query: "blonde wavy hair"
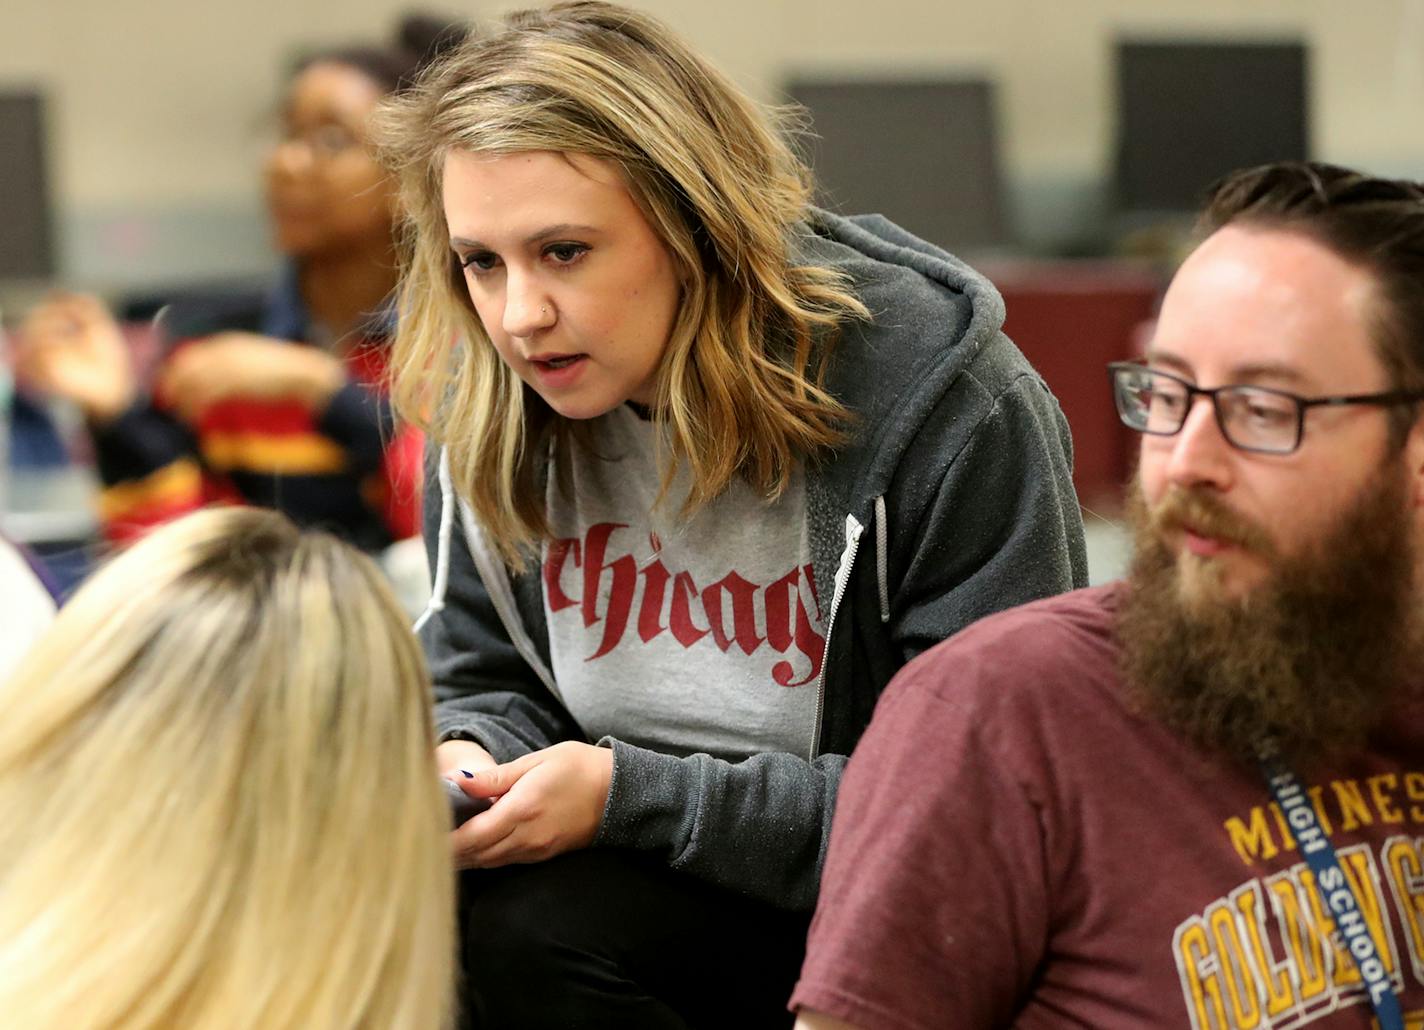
[0,508,453,1030]
[376,0,868,567]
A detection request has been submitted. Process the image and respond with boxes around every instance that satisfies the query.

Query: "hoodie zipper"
[809,514,864,760]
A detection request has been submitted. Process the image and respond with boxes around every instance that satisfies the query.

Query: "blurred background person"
[0,507,454,1030]
[13,15,464,553]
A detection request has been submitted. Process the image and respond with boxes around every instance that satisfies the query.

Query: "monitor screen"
[787,77,1011,253]
[0,90,55,280]
[1113,40,1309,217]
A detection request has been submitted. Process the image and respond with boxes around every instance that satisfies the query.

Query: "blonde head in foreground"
[377,0,868,567]
[0,508,453,1029]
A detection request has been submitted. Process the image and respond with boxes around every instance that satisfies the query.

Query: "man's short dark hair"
[1200,161,1424,438]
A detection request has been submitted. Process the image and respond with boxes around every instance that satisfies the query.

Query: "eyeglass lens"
[1113,368,1300,454]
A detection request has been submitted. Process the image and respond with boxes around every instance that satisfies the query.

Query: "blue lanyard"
[1257,750,1404,1030]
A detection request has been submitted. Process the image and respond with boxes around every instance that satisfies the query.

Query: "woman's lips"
[528,353,588,386]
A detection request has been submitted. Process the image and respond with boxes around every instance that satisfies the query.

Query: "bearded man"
[791,161,1424,1030]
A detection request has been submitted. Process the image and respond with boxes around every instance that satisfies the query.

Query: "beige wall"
[4,0,1423,285]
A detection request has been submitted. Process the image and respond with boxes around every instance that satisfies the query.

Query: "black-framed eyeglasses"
[1107,362,1424,455]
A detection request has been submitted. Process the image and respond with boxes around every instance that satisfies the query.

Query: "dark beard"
[1116,469,1417,772]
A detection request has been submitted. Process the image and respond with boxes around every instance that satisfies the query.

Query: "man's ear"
[1406,413,1424,508]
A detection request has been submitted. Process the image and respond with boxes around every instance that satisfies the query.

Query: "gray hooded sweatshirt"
[416,210,1088,911]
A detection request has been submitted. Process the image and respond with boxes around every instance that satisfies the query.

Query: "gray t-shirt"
[543,405,825,761]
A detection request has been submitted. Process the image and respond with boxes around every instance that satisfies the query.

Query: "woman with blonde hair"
[0,507,454,1029]
[379,2,1086,1024]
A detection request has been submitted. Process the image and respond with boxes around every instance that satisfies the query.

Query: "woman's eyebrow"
[522,223,600,244]
[449,224,601,250]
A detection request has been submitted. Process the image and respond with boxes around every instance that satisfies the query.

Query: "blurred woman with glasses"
[14,16,463,552]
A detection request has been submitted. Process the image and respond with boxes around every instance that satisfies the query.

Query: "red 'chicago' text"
[545,522,826,687]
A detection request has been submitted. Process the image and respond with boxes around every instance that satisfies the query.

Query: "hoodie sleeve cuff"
[591,737,701,861]
[433,708,547,765]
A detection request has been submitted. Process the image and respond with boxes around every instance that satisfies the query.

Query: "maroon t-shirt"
[792,585,1424,1029]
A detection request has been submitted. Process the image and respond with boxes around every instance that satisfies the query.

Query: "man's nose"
[1163,395,1235,492]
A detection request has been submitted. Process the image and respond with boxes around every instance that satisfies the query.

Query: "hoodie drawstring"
[875,494,890,623]
[412,447,455,634]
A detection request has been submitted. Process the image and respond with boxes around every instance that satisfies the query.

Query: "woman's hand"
[436,738,499,782]
[14,293,136,423]
[447,741,614,870]
[157,332,346,421]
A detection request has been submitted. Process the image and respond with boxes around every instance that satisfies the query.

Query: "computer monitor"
[1113,39,1310,219]
[0,89,55,281]
[787,77,1011,253]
